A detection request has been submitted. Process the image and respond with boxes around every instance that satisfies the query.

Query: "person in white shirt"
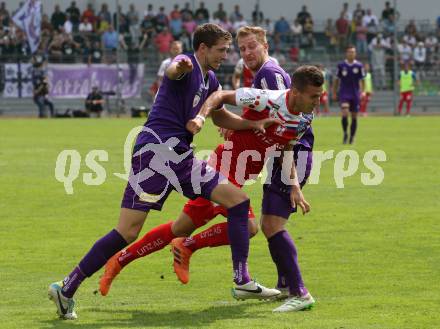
[63,15,73,34]
[79,17,93,33]
[398,40,413,64]
[413,42,426,71]
[156,40,183,87]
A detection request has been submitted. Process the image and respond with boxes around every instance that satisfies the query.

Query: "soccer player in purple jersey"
[48,23,279,320]
[333,45,365,144]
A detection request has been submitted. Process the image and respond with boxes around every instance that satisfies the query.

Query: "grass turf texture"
[0,117,439,329]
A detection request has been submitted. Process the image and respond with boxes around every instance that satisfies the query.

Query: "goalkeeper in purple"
[47,23,279,320]
[333,45,365,144]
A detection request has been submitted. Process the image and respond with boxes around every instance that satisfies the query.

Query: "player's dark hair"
[193,23,232,51]
[291,65,324,92]
[346,44,356,51]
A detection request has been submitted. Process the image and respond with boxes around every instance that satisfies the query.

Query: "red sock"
[118,221,175,267]
[183,222,230,252]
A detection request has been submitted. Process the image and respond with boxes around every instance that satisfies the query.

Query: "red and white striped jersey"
[234,88,313,149]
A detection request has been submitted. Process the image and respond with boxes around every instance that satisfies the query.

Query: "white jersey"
[235,88,313,146]
[157,58,172,77]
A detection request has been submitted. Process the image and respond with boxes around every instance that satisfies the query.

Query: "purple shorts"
[121,146,225,212]
[339,97,360,113]
[262,145,313,219]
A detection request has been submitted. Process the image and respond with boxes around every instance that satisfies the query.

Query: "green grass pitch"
[0,117,439,328]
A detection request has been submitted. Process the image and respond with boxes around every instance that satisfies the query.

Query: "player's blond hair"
[236,26,268,45]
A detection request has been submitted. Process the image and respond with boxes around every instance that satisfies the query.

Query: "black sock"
[350,118,357,139]
[342,117,348,134]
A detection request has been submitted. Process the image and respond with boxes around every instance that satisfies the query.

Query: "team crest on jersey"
[193,85,203,107]
[275,125,286,136]
[353,67,359,74]
[342,69,348,76]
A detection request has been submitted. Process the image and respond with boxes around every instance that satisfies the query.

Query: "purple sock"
[268,230,308,296]
[61,229,127,298]
[227,199,251,285]
[268,239,288,289]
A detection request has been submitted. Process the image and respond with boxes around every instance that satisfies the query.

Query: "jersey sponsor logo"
[275,125,287,136]
[239,97,257,104]
[139,192,161,203]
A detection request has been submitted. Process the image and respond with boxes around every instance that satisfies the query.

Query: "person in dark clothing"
[85,86,104,117]
[33,76,55,118]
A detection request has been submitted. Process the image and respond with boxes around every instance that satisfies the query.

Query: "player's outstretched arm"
[166,56,193,80]
[211,108,281,132]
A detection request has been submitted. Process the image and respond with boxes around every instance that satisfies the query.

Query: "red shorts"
[400,91,413,101]
[183,197,256,228]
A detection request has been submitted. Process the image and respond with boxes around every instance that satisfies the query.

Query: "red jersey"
[209,88,313,186]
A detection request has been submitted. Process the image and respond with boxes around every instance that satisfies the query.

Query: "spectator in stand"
[217,16,233,34]
[81,3,97,31]
[179,30,192,52]
[229,4,242,24]
[48,31,64,62]
[146,3,156,17]
[354,16,368,55]
[41,14,53,37]
[63,14,73,35]
[51,5,66,31]
[325,18,337,51]
[226,44,240,65]
[302,17,315,51]
[232,14,248,32]
[195,2,210,22]
[413,42,427,72]
[296,5,311,28]
[274,16,291,48]
[362,9,379,43]
[156,40,183,88]
[85,86,104,118]
[169,5,183,39]
[154,26,173,61]
[425,33,438,66]
[180,2,193,22]
[79,16,93,33]
[114,5,129,34]
[381,1,395,21]
[87,40,103,64]
[404,19,417,37]
[252,4,264,25]
[62,31,81,63]
[140,10,156,44]
[98,3,112,26]
[369,34,387,90]
[403,32,417,48]
[182,13,197,35]
[382,13,396,35]
[0,2,9,18]
[66,1,80,32]
[336,12,349,51]
[290,19,302,48]
[213,3,227,22]
[102,25,120,63]
[126,4,139,46]
[341,2,352,21]
[352,3,364,22]
[155,6,169,33]
[398,39,413,65]
[195,12,208,26]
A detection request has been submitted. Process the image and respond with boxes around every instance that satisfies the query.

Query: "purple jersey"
[137,53,220,150]
[253,60,314,150]
[337,60,365,100]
